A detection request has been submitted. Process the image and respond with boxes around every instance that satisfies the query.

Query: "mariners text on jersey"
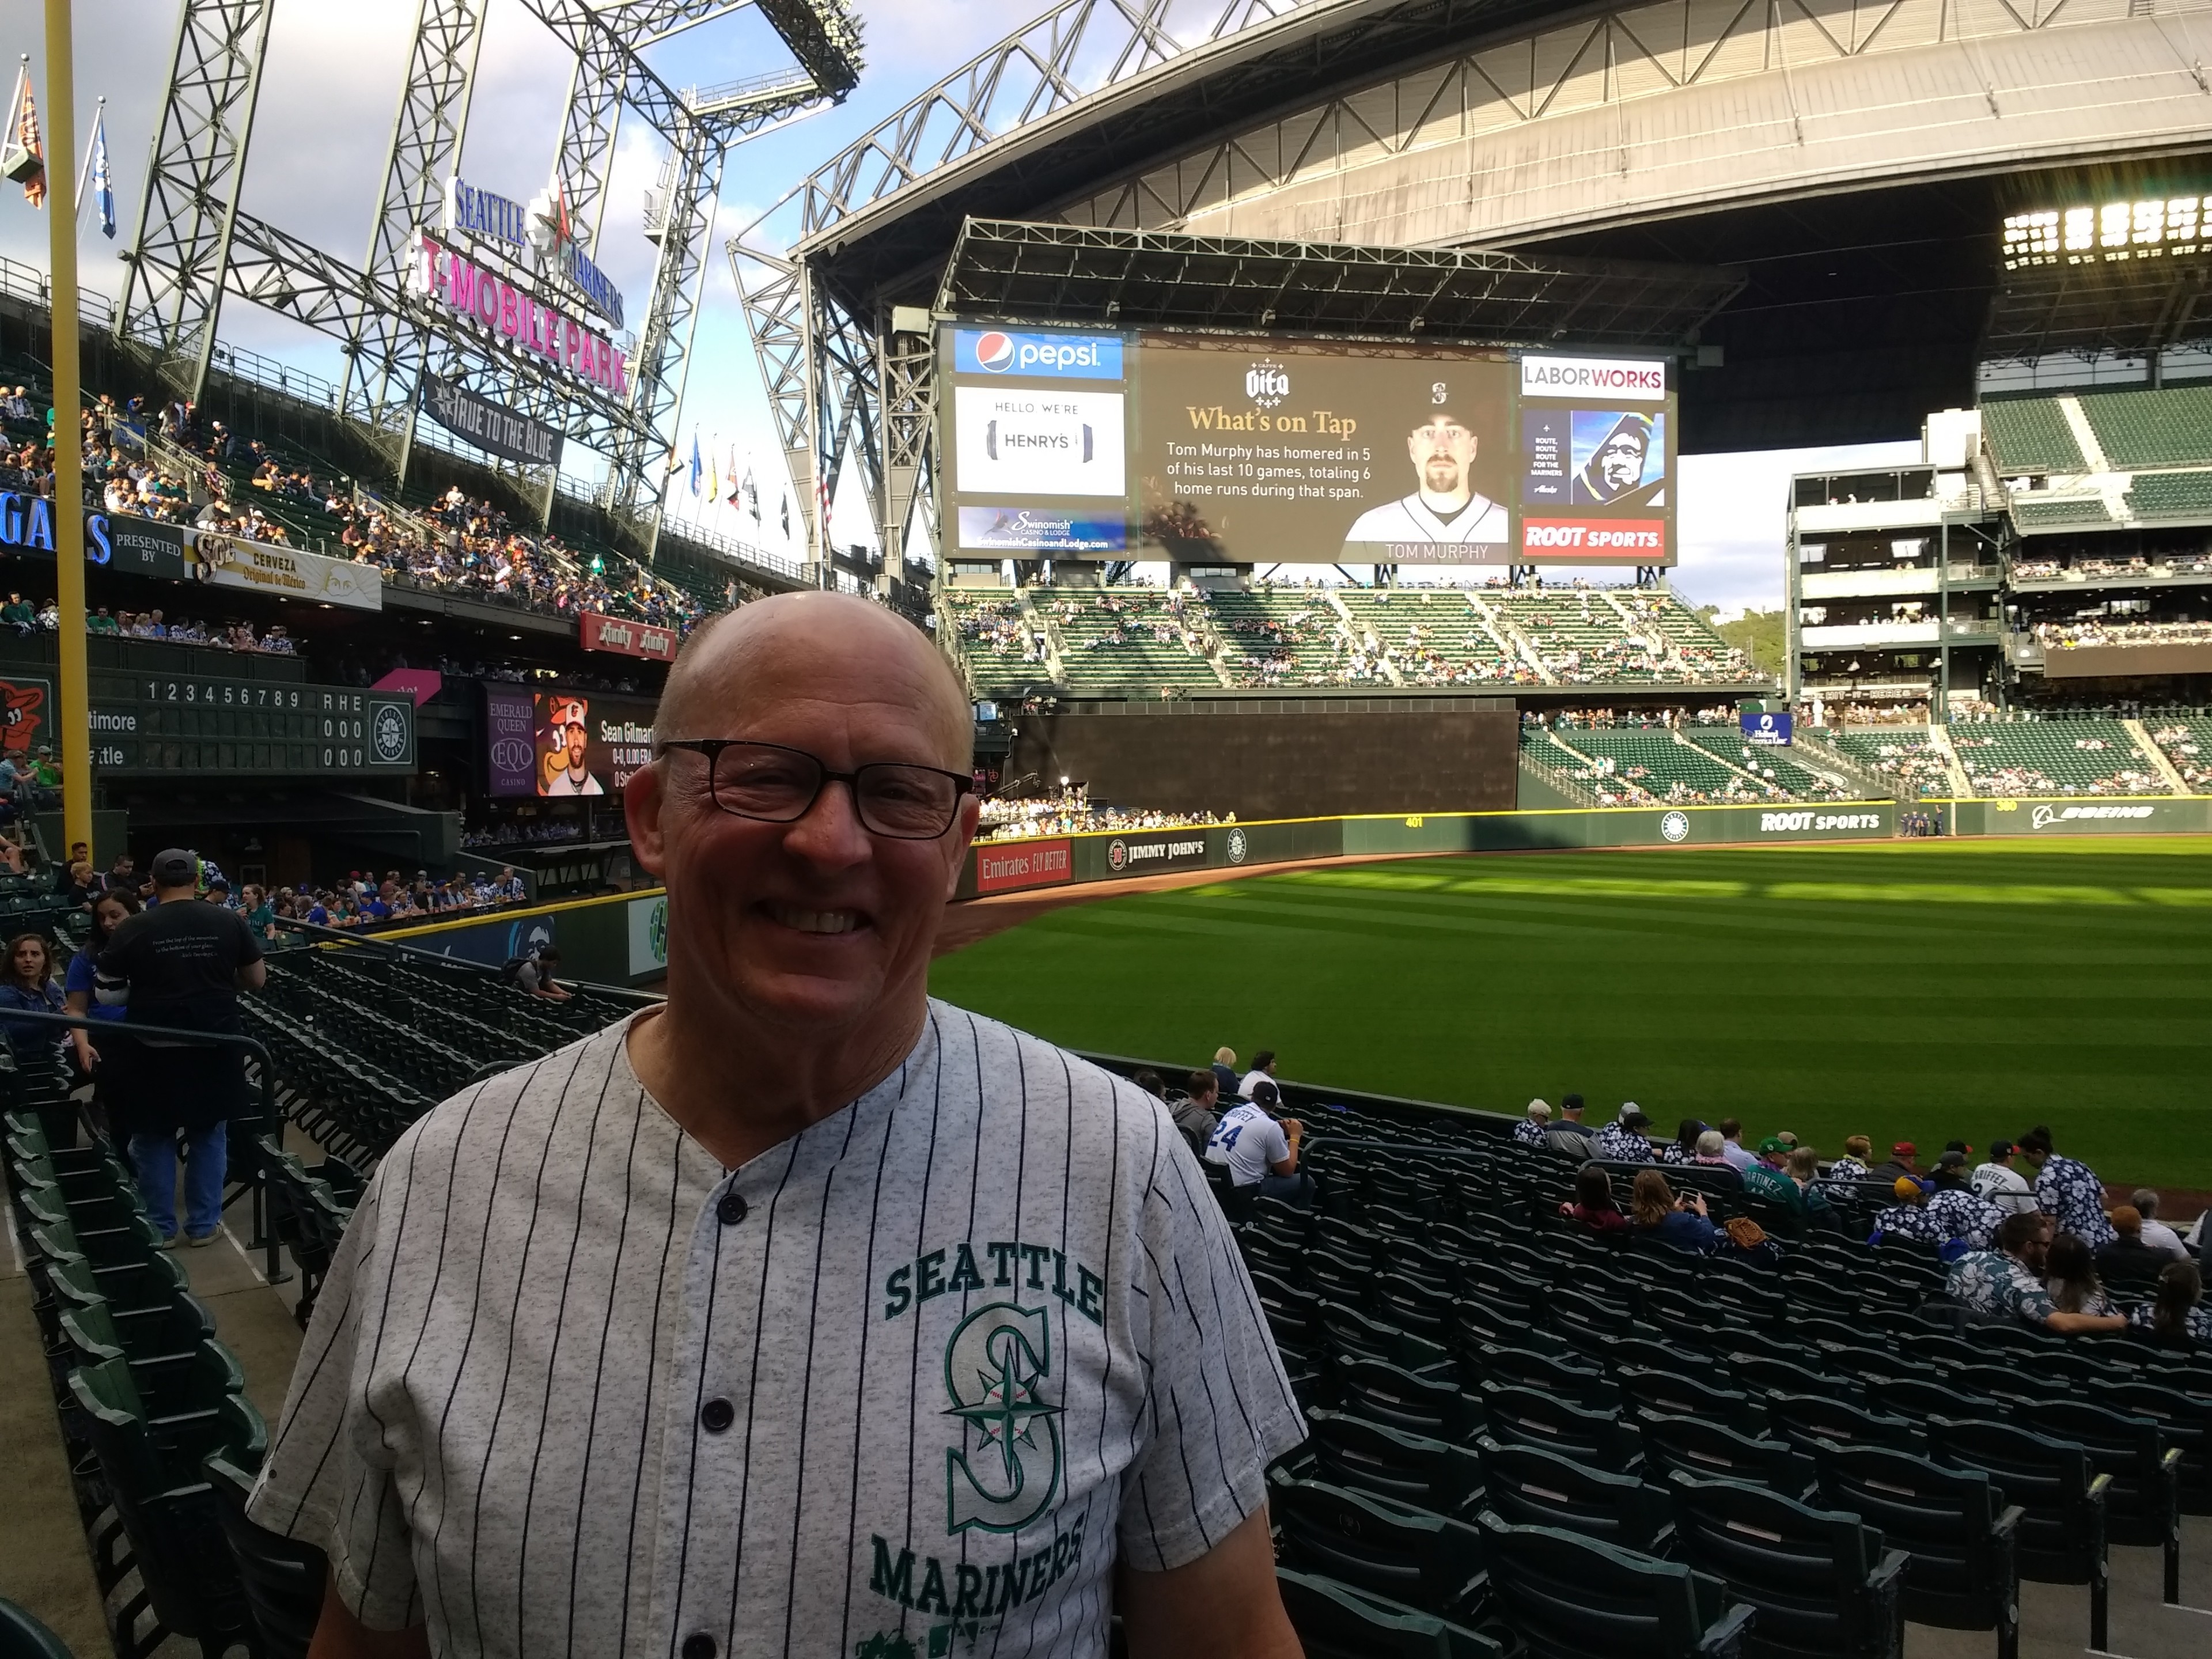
[246,1002,1302,1659]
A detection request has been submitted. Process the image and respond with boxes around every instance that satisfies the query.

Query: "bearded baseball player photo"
[247,592,1305,1658]
[539,693,606,795]
[1340,403,1509,550]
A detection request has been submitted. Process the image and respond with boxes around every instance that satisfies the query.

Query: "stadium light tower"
[118,0,861,559]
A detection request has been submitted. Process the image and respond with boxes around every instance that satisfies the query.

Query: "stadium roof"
[1983,248,2212,363]
[798,0,1581,305]
[935,219,1743,349]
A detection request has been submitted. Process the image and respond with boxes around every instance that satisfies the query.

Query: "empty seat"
[1473,1435,1673,1556]
[1272,1477,1486,1620]
[1464,1343,1619,1411]
[2016,1399,2183,1603]
[1665,1472,1907,1659]
[1617,1367,1770,1438]
[1813,1442,2021,1659]
[1274,1567,1504,1659]
[1763,1394,1924,1458]
[1336,1358,1480,1442]
[1303,1408,1483,1519]
[1925,1416,2111,1652]
[1471,1510,1755,1659]
[1637,1412,1815,1501]
[1476,1383,1642,1475]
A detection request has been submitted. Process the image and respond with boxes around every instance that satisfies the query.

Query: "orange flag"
[9,60,44,207]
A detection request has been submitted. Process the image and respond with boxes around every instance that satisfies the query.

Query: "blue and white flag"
[89,104,113,237]
[687,430,702,499]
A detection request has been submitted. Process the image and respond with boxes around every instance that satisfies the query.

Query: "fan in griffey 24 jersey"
[248,593,1307,1659]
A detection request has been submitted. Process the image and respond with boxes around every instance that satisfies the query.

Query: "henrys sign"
[410,231,630,399]
[187,531,383,611]
[579,611,677,662]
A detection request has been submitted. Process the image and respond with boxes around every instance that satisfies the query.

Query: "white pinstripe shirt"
[247,1003,1301,1658]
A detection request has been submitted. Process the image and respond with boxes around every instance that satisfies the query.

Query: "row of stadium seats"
[945,585,1752,698]
[1202,1118,2211,1659]
[0,934,656,1658]
[1946,718,2166,796]
[1804,728,1956,798]
[1520,724,1865,806]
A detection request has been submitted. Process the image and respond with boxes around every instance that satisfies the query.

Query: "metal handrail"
[3,1005,289,1280]
[273,915,662,1006]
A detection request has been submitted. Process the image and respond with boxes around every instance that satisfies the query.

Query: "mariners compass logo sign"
[944,1302,1062,1533]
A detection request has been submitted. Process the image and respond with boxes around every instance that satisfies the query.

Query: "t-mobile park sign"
[410,230,630,399]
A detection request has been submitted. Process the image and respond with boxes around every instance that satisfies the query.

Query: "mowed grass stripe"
[931,839,2212,1188]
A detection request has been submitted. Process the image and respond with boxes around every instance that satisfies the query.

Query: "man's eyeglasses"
[654,739,972,840]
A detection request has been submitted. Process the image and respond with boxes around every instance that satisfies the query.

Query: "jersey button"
[681,1635,717,1659]
[716,1192,748,1226]
[700,1397,736,1433]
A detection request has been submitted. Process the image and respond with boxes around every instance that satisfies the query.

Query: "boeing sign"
[953,328,1123,380]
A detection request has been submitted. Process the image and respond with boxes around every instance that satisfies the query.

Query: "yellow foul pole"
[43,0,91,858]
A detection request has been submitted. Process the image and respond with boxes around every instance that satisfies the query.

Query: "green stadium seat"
[1664,1471,1907,1659]
[1472,1435,1673,1556]
[1272,1477,1486,1620]
[1923,1416,2111,1652]
[1275,1566,1505,1659]
[1635,1412,1813,1501]
[1982,397,2086,474]
[1812,1442,2021,1657]
[1302,1408,1484,1520]
[1469,1510,1755,1659]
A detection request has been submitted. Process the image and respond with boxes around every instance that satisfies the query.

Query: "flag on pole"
[687,431,702,499]
[779,493,790,538]
[704,441,718,506]
[724,445,741,507]
[740,464,758,522]
[5,59,46,207]
[88,103,113,237]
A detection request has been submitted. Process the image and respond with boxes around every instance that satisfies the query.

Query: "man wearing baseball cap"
[1971,1139,2037,1217]
[1869,1141,1926,1191]
[95,848,266,1245]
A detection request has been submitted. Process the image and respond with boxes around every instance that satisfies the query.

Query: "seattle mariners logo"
[372,703,408,764]
[1660,810,1690,843]
[944,1302,1061,1533]
[1226,827,1248,865]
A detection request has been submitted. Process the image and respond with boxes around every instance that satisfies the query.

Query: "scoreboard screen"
[0,669,419,778]
[937,325,1678,567]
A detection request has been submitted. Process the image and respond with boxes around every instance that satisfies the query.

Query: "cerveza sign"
[442,174,625,331]
[411,230,630,398]
[419,373,565,470]
[0,497,188,579]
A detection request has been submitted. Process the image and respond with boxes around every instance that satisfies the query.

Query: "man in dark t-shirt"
[97,847,266,1245]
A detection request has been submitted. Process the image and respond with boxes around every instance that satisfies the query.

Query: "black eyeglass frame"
[653,738,975,840]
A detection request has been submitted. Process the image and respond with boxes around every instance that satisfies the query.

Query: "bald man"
[249,593,1305,1659]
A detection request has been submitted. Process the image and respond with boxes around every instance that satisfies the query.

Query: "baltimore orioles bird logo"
[0,681,46,756]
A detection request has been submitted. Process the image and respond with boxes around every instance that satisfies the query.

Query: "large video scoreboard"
[938,326,1677,567]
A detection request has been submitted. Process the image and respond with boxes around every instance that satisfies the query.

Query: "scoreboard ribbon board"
[80,669,416,777]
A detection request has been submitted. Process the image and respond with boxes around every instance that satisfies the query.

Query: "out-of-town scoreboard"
[0,667,417,778]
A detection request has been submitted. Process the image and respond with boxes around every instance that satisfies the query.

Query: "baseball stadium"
[2,1,2212,1657]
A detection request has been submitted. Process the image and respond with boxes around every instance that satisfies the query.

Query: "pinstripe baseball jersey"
[246,1001,1302,1659]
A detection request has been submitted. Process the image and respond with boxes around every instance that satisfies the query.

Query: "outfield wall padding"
[1942,796,2212,836]
[954,800,1900,899]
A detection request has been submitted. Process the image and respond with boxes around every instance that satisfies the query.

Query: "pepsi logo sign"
[975,331,1016,372]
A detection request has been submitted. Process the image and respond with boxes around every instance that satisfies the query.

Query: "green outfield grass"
[929,836,2212,1192]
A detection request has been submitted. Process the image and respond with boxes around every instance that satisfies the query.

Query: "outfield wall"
[1942,796,2212,836]
[956,801,1898,899]
[355,793,2207,982]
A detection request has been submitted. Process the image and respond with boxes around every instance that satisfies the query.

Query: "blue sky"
[1,0,1915,613]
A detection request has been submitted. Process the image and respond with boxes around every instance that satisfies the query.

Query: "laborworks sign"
[952,328,1124,380]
